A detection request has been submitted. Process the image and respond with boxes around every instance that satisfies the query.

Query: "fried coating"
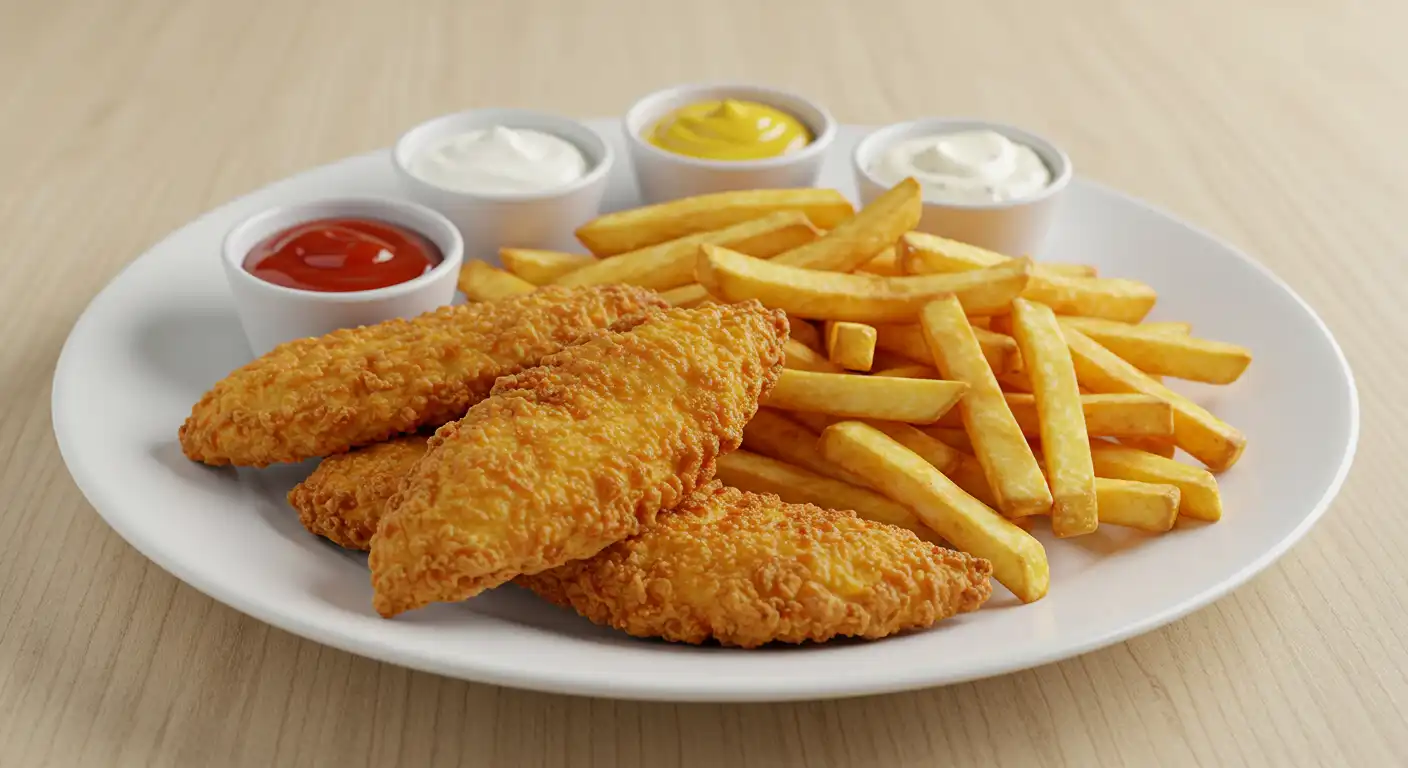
[179,285,667,467]
[287,434,429,550]
[518,484,993,647]
[369,302,789,617]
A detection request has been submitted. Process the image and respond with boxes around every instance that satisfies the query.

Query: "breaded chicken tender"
[179,285,666,466]
[519,484,993,647]
[288,434,430,550]
[369,302,789,617]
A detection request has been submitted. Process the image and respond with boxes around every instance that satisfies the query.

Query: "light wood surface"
[3,0,1405,765]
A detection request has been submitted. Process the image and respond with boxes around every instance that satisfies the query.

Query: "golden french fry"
[873,323,1019,374]
[788,316,823,351]
[921,296,1052,517]
[697,245,1031,323]
[923,427,974,455]
[1139,321,1193,335]
[575,188,854,256]
[783,338,844,374]
[498,248,595,285]
[715,450,940,543]
[1090,441,1222,521]
[820,421,1049,603]
[968,316,993,330]
[785,410,836,434]
[457,261,536,301]
[1095,478,1181,532]
[860,420,965,475]
[947,454,998,508]
[872,364,940,379]
[858,247,902,276]
[1065,328,1246,471]
[996,370,1033,393]
[1118,436,1176,458]
[762,369,967,423]
[1023,393,1170,437]
[770,178,920,272]
[898,232,1096,278]
[825,321,877,371]
[743,409,869,487]
[659,284,712,307]
[870,349,919,371]
[1057,317,1251,384]
[557,211,819,291]
[1022,274,1157,323]
[1011,298,1096,537]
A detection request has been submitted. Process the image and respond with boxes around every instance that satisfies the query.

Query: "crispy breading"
[287,434,429,550]
[369,302,790,617]
[518,484,993,647]
[179,285,667,467]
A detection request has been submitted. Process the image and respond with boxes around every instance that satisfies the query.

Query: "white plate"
[52,123,1359,702]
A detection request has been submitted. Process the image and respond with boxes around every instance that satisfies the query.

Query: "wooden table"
[3,0,1404,764]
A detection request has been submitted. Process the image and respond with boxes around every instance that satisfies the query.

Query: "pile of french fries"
[459,178,1252,604]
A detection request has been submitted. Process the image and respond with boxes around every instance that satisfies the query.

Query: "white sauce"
[410,126,588,195]
[870,129,1052,205]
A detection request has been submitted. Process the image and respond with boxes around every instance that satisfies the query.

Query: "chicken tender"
[180,284,666,467]
[369,302,790,617]
[519,484,993,647]
[288,434,429,550]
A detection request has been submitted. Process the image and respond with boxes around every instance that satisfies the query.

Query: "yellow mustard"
[646,99,812,161]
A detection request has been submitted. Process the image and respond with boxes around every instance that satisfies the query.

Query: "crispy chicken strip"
[179,285,666,467]
[369,302,789,617]
[519,484,993,647]
[288,434,430,550]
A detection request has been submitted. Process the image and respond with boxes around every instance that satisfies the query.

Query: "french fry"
[762,369,967,423]
[498,248,594,285]
[715,450,941,543]
[1094,479,1181,532]
[783,338,845,373]
[923,427,974,454]
[557,211,819,291]
[820,421,1050,603]
[869,349,917,371]
[921,296,1052,517]
[1022,274,1158,323]
[769,178,921,272]
[825,321,877,371]
[457,261,537,301]
[996,370,1033,393]
[898,232,1096,278]
[1011,298,1096,537]
[859,247,903,276]
[697,245,1031,323]
[859,420,965,475]
[659,284,712,307]
[1057,317,1251,384]
[742,409,869,487]
[935,393,1174,438]
[1118,437,1176,458]
[874,323,1019,374]
[1089,442,1223,521]
[1138,321,1193,336]
[1064,328,1246,471]
[575,188,854,256]
[968,316,993,330]
[788,316,823,351]
[872,364,940,379]
[785,411,836,433]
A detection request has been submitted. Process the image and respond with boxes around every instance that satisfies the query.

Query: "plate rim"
[50,139,1361,702]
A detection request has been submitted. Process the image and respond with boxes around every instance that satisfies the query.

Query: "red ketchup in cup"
[242,218,442,293]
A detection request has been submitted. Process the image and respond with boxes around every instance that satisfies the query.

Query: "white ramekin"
[623,83,837,204]
[222,197,463,357]
[392,109,612,262]
[853,118,1073,257]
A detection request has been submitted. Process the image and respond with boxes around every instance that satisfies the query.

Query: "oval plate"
[52,123,1358,702]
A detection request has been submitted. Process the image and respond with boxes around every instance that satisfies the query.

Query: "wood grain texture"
[2,0,1405,764]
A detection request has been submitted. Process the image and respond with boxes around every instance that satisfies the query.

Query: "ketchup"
[243,218,442,292]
